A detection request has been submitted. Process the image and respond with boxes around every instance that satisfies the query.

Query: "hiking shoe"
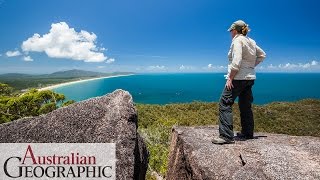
[212,136,235,144]
[236,132,254,139]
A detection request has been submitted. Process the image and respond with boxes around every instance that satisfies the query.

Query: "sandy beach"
[38,74,135,91]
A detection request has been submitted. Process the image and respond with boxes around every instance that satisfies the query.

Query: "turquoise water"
[53,73,320,105]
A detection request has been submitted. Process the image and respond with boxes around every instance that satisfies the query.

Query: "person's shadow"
[234,135,268,141]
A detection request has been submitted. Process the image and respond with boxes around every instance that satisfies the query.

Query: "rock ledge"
[0,89,148,180]
[167,126,320,180]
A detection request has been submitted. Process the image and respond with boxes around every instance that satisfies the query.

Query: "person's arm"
[226,39,242,90]
[255,45,266,66]
[226,69,238,90]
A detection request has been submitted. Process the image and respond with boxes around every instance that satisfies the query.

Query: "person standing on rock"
[212,20,266,144]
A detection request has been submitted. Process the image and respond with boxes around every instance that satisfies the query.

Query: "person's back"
[228,34,266,80]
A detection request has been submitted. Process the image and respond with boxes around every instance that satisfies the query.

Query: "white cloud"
[99,47,107,51]
[179,65,194,71]
[21,22,107,62]
[23,56,33,62]
[179,65,186,70]
[0,54,2,57]
[106,58,115,64]
[278,61,317,69]
[97,66,105,69]
[311,60,318,66]
[203,64,227,71]
[147,65,167,71]
[267,64,277,69]
[6,50,22,57]
[301,63,311,69]
[263,60,320,71]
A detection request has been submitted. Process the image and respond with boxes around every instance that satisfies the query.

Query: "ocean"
[53,73,320,105]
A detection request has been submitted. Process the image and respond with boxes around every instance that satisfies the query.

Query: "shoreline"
[38,74,135,91]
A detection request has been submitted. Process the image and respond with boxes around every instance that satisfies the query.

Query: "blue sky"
[0,0,319,74]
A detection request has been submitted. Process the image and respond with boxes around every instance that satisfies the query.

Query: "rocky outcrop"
[167,126,320,180]
[0,89,148,180]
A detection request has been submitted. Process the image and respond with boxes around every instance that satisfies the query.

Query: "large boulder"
[0,89,148,180]
[167,126,320,180]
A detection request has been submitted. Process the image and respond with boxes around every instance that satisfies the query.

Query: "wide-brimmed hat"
[227,20,248,32]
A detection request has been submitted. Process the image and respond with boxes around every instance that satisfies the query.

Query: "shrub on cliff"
[0,83,74,123]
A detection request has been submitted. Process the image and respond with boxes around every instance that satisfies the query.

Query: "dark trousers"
[218,80,254,140]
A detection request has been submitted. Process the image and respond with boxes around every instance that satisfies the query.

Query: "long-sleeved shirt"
[227,34,266,80]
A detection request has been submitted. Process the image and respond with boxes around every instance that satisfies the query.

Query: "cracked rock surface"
[167,126,320,180]
[0,89,148,180]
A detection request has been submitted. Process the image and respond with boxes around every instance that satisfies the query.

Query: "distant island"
[0,69,134,91]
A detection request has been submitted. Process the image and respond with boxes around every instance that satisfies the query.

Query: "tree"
[0,84,75,123]
[62,100,76,107]
[0,83,13,96]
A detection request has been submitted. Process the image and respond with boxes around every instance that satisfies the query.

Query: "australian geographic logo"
[3,145,114,179]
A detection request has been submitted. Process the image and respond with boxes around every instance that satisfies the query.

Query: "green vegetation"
[0,83,74,123]
[1,76,80,92]
[0,69,133,91]
[136,100,320,179]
